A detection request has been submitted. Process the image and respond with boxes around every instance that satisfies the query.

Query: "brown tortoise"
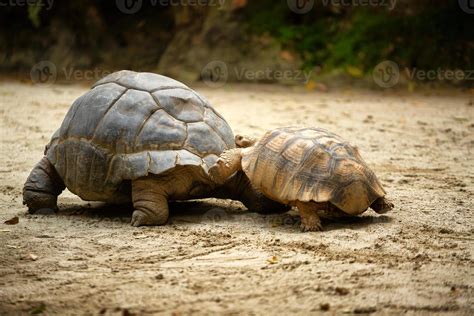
[209,127,394,231]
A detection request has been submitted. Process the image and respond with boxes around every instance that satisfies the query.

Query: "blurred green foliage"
[244,2,473,74]
[1,0,472,81]
[27,2,42,28]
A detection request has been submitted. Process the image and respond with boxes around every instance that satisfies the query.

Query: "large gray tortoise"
[23,70,285,226]
[210,127,394,231]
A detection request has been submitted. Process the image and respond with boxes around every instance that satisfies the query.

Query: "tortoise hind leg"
[370,197,394,214]
[23,156,65,213]
[131,176,170,227]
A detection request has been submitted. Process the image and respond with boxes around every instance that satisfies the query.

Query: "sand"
[0,81,473,315]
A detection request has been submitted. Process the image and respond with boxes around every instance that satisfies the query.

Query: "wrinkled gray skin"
[23,71,287,226]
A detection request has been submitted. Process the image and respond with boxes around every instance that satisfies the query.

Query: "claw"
[131,210,148,227]
[300,222,323,232]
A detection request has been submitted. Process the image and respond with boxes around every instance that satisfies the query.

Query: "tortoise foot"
[297,201,324,232]
[300,220,323,232]
[23,190,58,214]
[131,210,152,227]
[131,209,168,227]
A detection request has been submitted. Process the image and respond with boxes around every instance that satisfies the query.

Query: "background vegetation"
[0,0,472,84]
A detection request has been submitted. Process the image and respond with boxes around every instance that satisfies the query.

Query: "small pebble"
[335,287,349,295]
[320,303,330,311]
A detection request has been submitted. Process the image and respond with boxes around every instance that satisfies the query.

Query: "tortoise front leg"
[131,176,169,227]
[296,201,324,232]
[23,156,65,213]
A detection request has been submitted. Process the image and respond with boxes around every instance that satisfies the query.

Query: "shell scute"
[62,83,127,140]
[135,109,187,150]
[91,89,159,152]
[151,88,204,123]
[185,121,227,156]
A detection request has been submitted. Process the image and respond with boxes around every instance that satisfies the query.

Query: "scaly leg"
[23,156,65,213]
[296,201,324,232]
[131,176,169,227]
[213,171,290,214]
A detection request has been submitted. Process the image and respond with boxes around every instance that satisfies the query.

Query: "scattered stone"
[354,306,377,314]
[320,303,330,311]
[335,287,349,295]
[363,115,374,123]
[155,273,164,280]
[439,228,453,234]
[267,256,279,264]
[29,303,46,314]
[4,216,19,225]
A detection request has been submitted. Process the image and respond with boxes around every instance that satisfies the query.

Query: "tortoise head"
[235,134,257,148]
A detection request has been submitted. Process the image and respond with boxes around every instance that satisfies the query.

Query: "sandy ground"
[0,81,473,315]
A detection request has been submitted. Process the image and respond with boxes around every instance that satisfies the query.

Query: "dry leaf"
[4,216,19,225]
[305,80,328,92]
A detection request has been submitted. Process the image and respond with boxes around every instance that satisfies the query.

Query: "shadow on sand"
[35,199,393,231]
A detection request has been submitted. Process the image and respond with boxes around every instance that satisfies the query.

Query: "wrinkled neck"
[211,171,289,214]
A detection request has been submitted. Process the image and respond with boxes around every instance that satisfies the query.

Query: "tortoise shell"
[241,127,386,214]
[46,70,234,201]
